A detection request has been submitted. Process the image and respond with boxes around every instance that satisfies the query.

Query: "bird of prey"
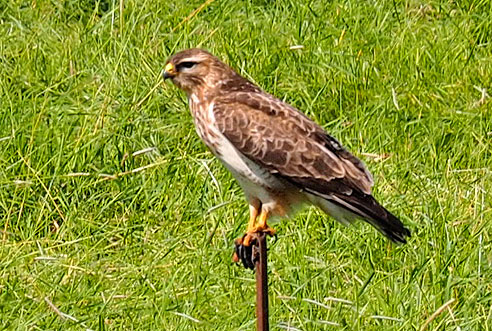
[163,48,410,255]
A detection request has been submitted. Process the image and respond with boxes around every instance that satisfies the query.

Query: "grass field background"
[1,0,491,330]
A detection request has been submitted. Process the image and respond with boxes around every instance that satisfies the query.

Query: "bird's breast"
[189,96,220,154]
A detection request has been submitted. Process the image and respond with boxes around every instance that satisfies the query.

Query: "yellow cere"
[165,62,174,72]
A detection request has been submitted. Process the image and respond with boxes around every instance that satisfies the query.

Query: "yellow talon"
[242,209,276,246]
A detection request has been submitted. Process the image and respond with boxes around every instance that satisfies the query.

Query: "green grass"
[1,0,491,329]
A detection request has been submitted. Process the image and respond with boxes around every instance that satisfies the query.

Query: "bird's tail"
[311,192,411,244]
[329,192,411,243]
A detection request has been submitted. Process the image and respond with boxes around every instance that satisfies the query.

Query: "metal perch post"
[255,233,269,331]
[234,232,270,330]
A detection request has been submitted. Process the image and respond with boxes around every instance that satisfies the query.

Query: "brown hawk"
[163,48,410,253]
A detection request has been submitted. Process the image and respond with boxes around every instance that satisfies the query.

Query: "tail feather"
[289,176,411,243]
[329,193,411,244]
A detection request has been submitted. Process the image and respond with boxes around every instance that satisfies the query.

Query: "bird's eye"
[177,61,197,71]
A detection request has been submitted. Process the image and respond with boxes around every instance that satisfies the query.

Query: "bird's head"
[163,48,230,95]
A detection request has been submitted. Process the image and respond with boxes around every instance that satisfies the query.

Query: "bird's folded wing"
[212,93,374,197]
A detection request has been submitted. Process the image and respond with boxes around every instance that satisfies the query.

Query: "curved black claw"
[233,235,259,270]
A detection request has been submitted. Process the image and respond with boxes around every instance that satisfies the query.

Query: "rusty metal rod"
[255,233,269,331]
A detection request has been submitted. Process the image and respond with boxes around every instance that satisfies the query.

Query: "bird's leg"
[256,209,276,235]
[233,201,261,268]
[243,209,276,246]
[232,200,275,269]
[233,204,276,269]
[233,201,260,247]
[246,202,260,234]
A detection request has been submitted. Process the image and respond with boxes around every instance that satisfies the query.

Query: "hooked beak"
[163,62,176,80]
